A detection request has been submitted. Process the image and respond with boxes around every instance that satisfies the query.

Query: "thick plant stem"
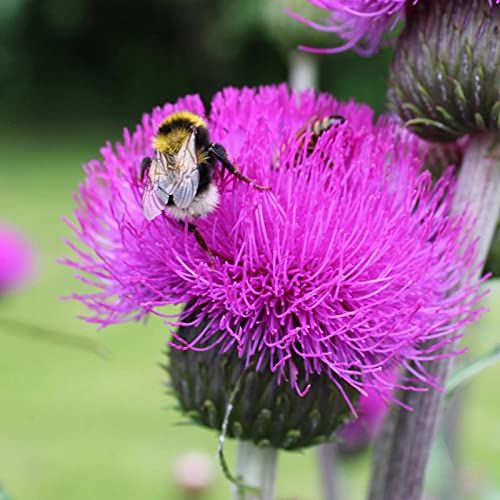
[440,391,464,500]
[233,441,278,500]
[318,443,341,500]
[289,51,318,91]
[368,132,500,500]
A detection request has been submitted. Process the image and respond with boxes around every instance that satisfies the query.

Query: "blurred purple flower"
[287,0,499,56]
[0,222,35,294]
[173,451,215,495]
[63,84,484,410]
[338,375,394,453]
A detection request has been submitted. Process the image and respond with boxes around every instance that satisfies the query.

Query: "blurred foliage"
[206,0,328,53]
[485,224,500,278]
[0,0,391,134]
[0,486,11,500]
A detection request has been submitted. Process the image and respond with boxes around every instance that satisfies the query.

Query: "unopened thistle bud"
[389,0,500,142]
[168,308,357,450]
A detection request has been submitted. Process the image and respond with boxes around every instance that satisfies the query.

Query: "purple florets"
[63,84,484,407]
[288,0,499,55]
[0,222,35,293]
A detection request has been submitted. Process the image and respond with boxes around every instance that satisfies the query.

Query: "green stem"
[318,443,341,500]
[233,441,278,500]
[368,132,500,500]
[288,51,318,91]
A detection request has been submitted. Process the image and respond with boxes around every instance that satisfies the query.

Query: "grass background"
[0,129,499,500]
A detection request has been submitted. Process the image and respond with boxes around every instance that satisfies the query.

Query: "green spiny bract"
[167,310,358,450]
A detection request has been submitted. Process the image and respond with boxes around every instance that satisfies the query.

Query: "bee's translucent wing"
[159,131,200,210]
[141,155,168,221]
[142,185,166,221]
[172,169,200,209]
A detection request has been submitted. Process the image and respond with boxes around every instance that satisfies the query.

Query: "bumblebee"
[141,111,269,222]
[141,111,269,259]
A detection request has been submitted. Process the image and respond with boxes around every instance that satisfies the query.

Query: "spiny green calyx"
[389,0,500,142]
[167,312,358,451]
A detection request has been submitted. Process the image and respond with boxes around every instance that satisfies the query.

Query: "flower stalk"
[288,51,318,91]
[368,132,500,500]
[318,443,340,500]
[234,441,277,500]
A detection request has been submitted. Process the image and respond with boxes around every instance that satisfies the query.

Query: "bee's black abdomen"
[195,126,210,150]
[197,162,212,192]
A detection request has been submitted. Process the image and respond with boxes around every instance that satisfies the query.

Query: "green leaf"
[0,485,12,500]
[0,317,109,358]
[446,345,500,399]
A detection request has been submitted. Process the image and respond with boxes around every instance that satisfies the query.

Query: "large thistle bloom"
[288,0,499,56]
[63,85,483,445]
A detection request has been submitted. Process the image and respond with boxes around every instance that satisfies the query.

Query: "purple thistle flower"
[63,84,484,410]
[0,222,35,294]
[287,0,499,55]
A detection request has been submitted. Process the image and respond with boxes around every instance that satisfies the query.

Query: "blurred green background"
[0,1,499,499]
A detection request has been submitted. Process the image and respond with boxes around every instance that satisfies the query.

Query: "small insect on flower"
[277,114,346,169]
[297,114,345,153]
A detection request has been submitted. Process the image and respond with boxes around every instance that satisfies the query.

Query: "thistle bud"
[389,0,500,142]
[168,308,357,451]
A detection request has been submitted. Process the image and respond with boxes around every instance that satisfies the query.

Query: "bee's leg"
[185,221,216,269]
[140,157,152,181]
[208,143,271,191]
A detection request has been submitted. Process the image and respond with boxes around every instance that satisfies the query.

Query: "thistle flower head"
[64,85,484,429]
[289,0,499,56]
[0,222,35,294]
